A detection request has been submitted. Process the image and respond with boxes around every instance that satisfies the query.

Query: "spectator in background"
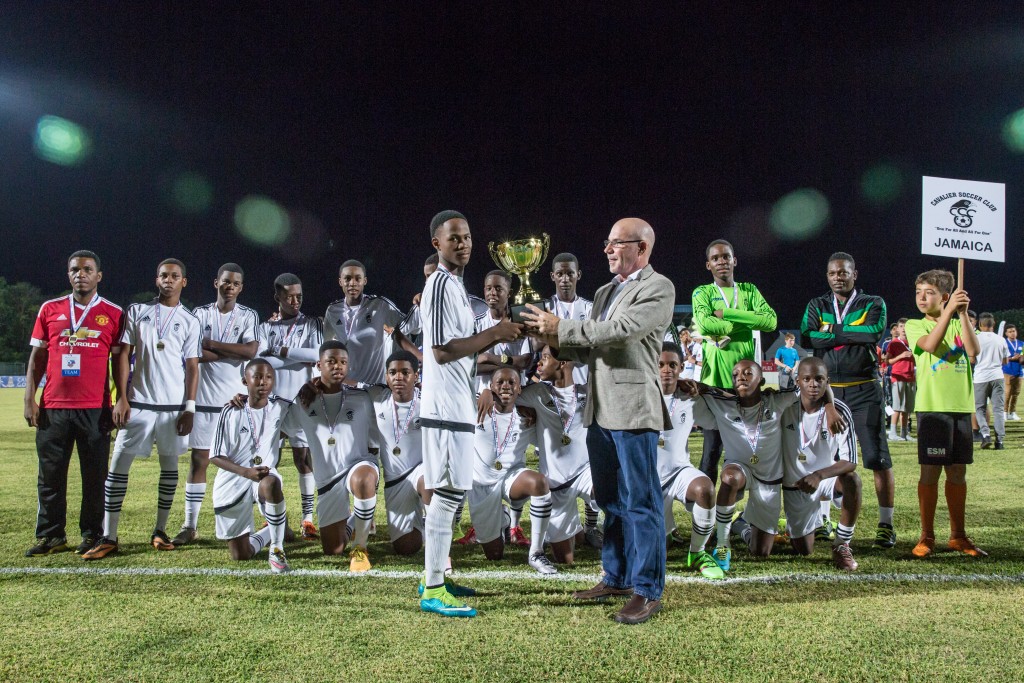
[885,318,916,441]
[974,313,1007,450]
[1003,324,1022,421]
[774,333,799,389]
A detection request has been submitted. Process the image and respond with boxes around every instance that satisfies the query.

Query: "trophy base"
[510,300,546,324]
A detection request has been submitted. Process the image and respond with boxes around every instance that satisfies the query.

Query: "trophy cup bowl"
[488,233,551,323]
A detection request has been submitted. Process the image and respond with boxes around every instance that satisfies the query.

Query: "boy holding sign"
[905,269,985,558]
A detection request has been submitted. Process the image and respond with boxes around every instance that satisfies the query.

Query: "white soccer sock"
[879,506,894,526]
[820,499,832,524]
[351,496,376,548]
[510,503,523,528]
[155,454,179,533]
[248,525,272,556]
[299,473,315,523]
[183,482,206,529]
[452,498,465,531]
[715,503,736,548]
[690,503,714,553]
[584,500,599,531]
[834,523,855,546]
[528,494,552,556]
[264,501,287,549]
[740,522,753,547]
[103,449,134,540]
[425,487,463,588]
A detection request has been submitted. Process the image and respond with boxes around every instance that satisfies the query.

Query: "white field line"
[2,565,1023,587]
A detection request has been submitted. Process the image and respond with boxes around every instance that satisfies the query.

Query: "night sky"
[2,3,1021,333]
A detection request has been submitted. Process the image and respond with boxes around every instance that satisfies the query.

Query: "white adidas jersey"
[285,387,375,489]
[692,389,800,483]
[420,266,477,428]
[517,382,589,487]
[368,386,424,482]
[121,300,202,408]
[550,295,593,384]
[194,303,260,408]
[657,392,697,487]
[323,294,405,385]
[473,408,536,487]
[257,313,324,402]
[474,312,532,394]
[781,400,857,487]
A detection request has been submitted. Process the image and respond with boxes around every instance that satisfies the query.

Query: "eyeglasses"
[602,239,642,249]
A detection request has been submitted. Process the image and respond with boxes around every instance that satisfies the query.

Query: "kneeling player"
[781,358,861,571]
[469,367,557,574]
[290,341,379,572]
[368,350,428,556]
[210,360,296,572]
[658,344,722,580]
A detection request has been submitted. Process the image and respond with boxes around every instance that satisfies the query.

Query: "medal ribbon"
[799,406,826,451]
[244,402,269,454]
[740,403,764,454]
[215,307,238,343]
[547,382,578,438]
[714,284,738,310]
[832,289,858,324]
[67,293,99,348]
[490,407,517,461]
[555,296,578,320]
[659,394,677,444]
[319,390,346,441]
[343,299,366,338]
[392,389,419,446]
[154,303,181,344]
[278,315,301,348]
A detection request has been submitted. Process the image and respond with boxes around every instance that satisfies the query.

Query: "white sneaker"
[1010,412,1020,421]
[888,433,905,442]
[528,552,558,575]
[903,435,917,442]
[269,546,291,574]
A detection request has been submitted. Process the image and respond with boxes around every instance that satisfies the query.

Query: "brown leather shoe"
[572,581,633,601]
[613,594,663,625]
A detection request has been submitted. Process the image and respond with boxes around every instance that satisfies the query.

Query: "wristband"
[184,400,196,413]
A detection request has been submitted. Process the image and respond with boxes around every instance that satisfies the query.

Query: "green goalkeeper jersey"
[691,282,777,388]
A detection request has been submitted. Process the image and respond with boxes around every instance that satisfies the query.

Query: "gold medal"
[658,437,666,447]
[561,434,571,446]
[252,456,262,465]
[750,454,759,465]
[327,436,336,446]
[494,461,503,471]
[156,341,165,350]
[393,446,401,456]
[798,453,807,462]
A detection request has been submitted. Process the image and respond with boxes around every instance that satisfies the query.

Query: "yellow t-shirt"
[905,317,974,413]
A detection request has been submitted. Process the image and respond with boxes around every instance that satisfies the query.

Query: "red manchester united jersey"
[30,295,123,409]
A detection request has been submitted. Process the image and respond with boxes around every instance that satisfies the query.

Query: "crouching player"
[291,341,379,572]
[469,367,558,574]
[367,350,428,556]
[210,359,297,573]
[657,344,722,580]
[515,346,598,564]
[781,357,861,571]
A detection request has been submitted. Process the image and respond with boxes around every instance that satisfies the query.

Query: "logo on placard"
[949,199,976,228]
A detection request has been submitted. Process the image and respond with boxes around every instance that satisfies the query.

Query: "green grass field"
[2,390,1024,682]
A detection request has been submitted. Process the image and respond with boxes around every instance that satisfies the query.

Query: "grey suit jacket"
[556,264,675,431]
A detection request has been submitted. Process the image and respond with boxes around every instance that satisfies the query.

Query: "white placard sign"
[922,176,1005,263]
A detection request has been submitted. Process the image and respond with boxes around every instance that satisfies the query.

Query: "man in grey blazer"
[523,217,675,624]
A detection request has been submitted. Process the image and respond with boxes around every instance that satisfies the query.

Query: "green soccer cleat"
[873,523,897,549]
[688,550,725,580]
[418,577,477,598]
[815,517,836,542]
[420,587,477,618]
[712,545,731,572]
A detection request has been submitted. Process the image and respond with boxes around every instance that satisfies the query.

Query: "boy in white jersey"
[548,253,593,383]
[173,263,260,547]
[288,341,378,571]
[84,259,202,560]
[657,344,723,580]
[258,273,324,540]
[781,357,861,571]
[210,359,298,573]
[418,210,523,618]
[324,259,406,385]
[367,350,428,556]
[468,367,557,575]
[514,346,599,563]
[681,360,842,572]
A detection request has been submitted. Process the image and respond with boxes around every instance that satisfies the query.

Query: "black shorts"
[916,412,973,466]
[832,382,892,471]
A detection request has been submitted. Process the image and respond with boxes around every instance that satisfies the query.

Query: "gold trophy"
[488,233,551,323]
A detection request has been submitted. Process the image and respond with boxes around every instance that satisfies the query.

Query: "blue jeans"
[586,424,665,601]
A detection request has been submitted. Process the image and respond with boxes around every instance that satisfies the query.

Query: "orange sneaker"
[454,527,477,545]
[911,535,935,558]
[301,520,320,540]
[82,537,119,561]
[948,536,988,558]
[151,530,175,551]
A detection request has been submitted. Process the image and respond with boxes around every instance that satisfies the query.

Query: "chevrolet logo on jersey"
[60,328,102,340]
